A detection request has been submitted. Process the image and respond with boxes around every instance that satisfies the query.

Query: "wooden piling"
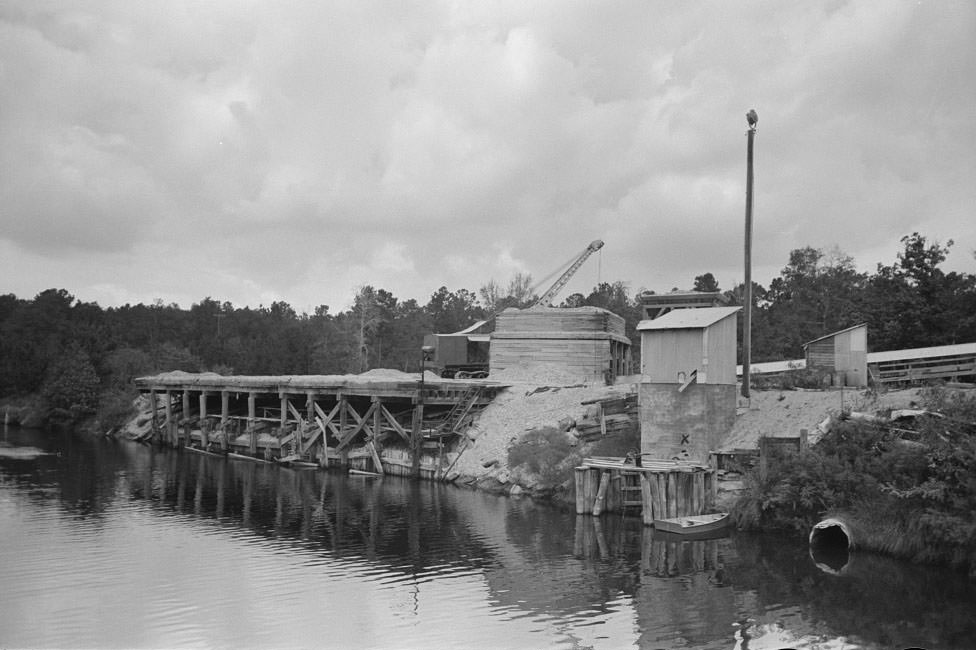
[220,391,229,452]
[575,468,588,514]
[592,470,611,516]
[666,473,678,519]
[248,392,257,455]
[640,474,654,525]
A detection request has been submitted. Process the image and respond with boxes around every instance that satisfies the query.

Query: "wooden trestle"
[133,372,505,478]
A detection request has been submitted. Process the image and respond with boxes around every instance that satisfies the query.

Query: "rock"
[509,484,523,497]
[482,459,498,468]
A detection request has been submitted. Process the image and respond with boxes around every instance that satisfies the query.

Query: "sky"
[1,0,974,313]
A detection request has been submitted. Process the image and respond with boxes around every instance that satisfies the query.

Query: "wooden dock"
[134,370,506,478]
[574,457,717,526]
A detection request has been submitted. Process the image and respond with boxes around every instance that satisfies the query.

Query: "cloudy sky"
[1,1,974,312]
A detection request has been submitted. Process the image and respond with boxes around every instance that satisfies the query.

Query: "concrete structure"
[636,307,740,463]
[803,324,868,387]
[489,306,631,383]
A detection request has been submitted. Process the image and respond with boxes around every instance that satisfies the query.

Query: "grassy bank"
[732,386,976,577]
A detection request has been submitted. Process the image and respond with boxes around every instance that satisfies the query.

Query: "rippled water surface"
[2,427,975,649]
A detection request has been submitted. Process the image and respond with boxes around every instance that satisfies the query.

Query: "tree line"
[1,232,973,426]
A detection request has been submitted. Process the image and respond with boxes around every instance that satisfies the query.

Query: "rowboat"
[653,512,730,536]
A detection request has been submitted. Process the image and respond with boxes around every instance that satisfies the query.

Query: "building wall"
[806,340,835,370]
[638,383,737,463]
[804,325,868,387]
[836,327,867,387]
[640,316,738,385]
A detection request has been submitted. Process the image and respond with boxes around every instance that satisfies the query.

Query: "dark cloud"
[0,1,972,310]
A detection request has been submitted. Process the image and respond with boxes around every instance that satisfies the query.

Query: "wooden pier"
[134,370,506,478]
[574,457,717,526]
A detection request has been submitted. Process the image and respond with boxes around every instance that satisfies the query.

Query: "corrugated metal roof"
[867,342,976,364]
[637,306,740,331]
[736,359,806,375]
[802,323,867,348]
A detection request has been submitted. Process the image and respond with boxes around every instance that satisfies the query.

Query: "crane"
[531,239,604,308]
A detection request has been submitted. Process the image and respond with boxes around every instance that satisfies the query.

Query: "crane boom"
[533,239,604,308]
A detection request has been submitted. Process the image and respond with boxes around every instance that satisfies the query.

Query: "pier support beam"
[199,391,209,448]
[220,391,229,452]
[248,392,257,455]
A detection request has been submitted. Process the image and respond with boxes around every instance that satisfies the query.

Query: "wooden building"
[639,290,728,321]
[489,306,631,383]
[803,324,868,387]
[636,306,740,463]
[867,342,976,384]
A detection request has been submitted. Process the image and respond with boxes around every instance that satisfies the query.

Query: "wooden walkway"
[133,371,506,477]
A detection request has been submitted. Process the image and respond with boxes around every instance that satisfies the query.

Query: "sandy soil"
[451,380,635,480]
[718,386,927,451]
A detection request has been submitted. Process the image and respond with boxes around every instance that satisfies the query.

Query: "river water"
[1,427,974,650]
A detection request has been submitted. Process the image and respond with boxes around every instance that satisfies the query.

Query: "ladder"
[620,471,643,508]
[432,387,484,438]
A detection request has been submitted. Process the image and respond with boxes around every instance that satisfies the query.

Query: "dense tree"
[1,232,973,426]
[693,273,720,293]
[41,343,100,422]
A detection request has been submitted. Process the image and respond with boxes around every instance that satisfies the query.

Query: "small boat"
[653,512,730,536]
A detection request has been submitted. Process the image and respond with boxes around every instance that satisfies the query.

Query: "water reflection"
[2,429,976,649]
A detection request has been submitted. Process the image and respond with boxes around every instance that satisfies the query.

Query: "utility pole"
[742,109,758,399]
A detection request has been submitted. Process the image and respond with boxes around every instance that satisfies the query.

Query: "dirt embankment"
[719,386,928,451]
[449,381,636,493]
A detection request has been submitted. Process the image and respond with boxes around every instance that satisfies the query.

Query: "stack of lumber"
[574,394,637,441]
[494,306,626,336]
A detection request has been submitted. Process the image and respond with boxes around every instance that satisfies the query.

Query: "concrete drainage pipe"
[809,517,854,549]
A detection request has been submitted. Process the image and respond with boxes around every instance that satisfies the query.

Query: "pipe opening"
[810,523,849,549]
[809,518,853,549]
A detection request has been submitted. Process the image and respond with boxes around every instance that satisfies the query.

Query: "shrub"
[508,426,580,487]
[733,388,976,572]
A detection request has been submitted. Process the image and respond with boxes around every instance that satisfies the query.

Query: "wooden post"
[371,397,384,475]
[248,392,257,455]
[199,391,209,448]
[666,472,678,519]
[182,389,192,440]
[339,395,349,467]
[640,473,654,525]
[575,467,588,514]
[411,399,423,477]
[280,393,288,438]
[220,391,229,452]
[149,390,158,443]
[592,470,611,516]
[164,390,174,447]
